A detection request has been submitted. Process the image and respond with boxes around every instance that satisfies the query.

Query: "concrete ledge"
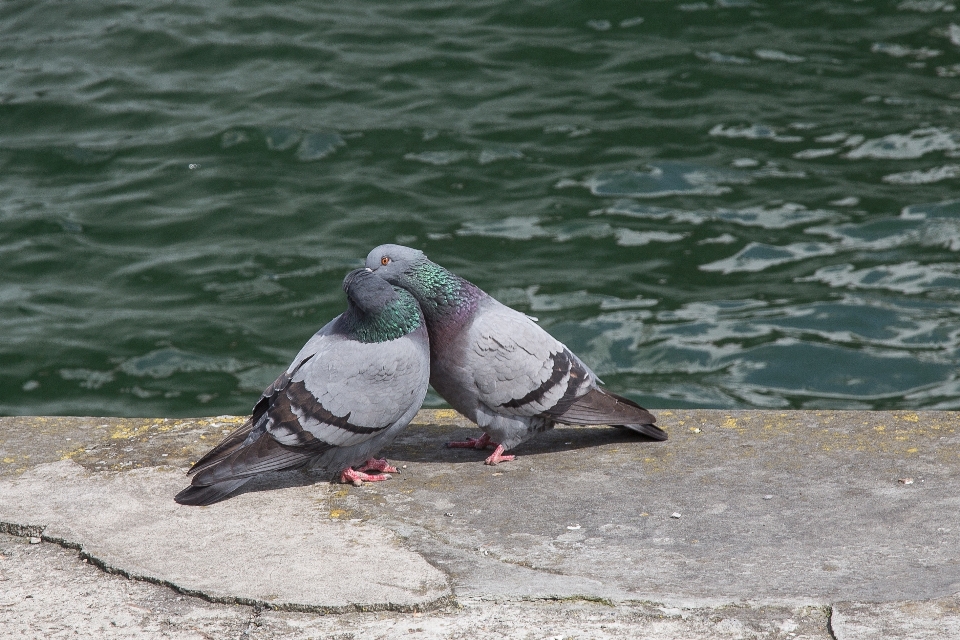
[0,461,450,614]
[1,410,959,639]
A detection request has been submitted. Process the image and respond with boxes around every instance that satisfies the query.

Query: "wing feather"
[465,300,597,418]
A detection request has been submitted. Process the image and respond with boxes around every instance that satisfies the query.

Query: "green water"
[3,1,960,417]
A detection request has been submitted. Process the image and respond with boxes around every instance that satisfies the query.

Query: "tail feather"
[553,388,667,441]
[174,478,251,506]
[191,432,317,486]
[617,421,668,441]
[187,418,256,477]
[178,419,322,506]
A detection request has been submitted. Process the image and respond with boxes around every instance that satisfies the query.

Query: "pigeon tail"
[617,421,669,441]
[190,433,316,487]
[176,437,317,505]
[187,418,256,477]
[174,478,251,506]
[552,388,667,441]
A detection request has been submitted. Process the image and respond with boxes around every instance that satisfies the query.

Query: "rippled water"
[3,1,960,417]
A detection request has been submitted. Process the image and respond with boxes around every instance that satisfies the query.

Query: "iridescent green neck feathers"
[344,289,422,343]
[404,260,479,317]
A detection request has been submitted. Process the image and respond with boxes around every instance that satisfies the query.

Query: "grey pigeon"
[175,268,430,506]
[365,244,665,465]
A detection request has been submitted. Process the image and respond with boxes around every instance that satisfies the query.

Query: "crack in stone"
[826,605,839,640]
[0,518,454,615]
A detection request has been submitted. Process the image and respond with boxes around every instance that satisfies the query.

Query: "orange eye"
[380,256,390,266]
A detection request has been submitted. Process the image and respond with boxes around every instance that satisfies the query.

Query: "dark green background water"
[3,1,960,417]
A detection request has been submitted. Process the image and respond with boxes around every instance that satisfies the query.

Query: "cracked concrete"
[0,530,835,640]
[1,410,959,638]
[0,460,449,613]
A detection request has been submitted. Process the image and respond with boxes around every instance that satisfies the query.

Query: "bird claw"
[447,432,493,450]
[483,444,516,466]
[340,467,393,486]
[448,434,515,464]
[355,458,399,474]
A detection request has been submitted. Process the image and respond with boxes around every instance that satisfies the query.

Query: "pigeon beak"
[364,267,373,272]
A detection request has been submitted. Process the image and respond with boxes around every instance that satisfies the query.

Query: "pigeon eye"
[380,256,390,266]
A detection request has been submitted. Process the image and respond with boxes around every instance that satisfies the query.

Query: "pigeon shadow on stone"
[178,424,666,502]
[380,424,666,465]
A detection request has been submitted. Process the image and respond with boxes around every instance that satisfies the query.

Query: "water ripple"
[4,1,960,414]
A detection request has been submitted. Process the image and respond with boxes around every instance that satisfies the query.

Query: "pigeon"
[365,244,666,465]
[174,267,430,506]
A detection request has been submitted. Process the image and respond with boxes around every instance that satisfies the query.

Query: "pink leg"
[355,458,399,474]
[483,444,516,466]
[447,432,493,450]
[340,467,393,487]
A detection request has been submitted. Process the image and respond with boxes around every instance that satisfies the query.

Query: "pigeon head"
[342,267,397,314]
[340,267,424,343]
[365,244,481,319]
[365,244,427,284]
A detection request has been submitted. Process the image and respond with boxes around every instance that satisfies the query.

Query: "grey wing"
[466,300,598,419]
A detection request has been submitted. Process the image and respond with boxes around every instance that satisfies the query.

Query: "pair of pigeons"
[175,245,666,506]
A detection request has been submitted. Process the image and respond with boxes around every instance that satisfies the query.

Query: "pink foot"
[483,444,516,466]
[340,467,393,487]
[447,432,493,450]
[355,458,399,474]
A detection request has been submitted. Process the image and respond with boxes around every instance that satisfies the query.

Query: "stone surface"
[339,409,960,604]
[0,460,450,612]
[249,599,834,640]
[1,410,959,638]
[832,597,960,640]
[0,532,833,640]
[0,532,251,640]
